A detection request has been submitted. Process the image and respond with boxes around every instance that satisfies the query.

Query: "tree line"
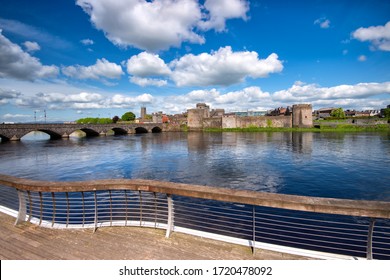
[76,112,136,124]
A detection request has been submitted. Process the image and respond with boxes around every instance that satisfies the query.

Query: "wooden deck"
[0,212,311,260]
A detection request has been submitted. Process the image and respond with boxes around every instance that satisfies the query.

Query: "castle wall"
[222,116,237,128]
[188,103,312,130]
[203,117,222,128]
[221,115,292,129]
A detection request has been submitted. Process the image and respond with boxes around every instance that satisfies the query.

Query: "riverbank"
[203,123,390,133]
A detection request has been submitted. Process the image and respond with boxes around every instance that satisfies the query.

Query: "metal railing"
[0,174,389,260]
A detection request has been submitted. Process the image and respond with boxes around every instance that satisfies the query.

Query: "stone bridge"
[0,123,164,141]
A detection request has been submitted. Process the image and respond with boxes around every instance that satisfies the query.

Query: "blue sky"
[0,0,390,122]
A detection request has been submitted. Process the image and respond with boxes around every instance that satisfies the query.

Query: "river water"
[0,131,389,201]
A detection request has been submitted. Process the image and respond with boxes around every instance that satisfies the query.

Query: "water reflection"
[0,132,389,200]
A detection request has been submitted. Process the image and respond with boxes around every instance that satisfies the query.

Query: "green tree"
[383,108,390,119]
[330,108,345,119]
[112,116,120,123]
[76,117,112,124]
[121,112,136,121]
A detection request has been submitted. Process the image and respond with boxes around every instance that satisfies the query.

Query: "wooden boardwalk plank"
[0,212,310,260]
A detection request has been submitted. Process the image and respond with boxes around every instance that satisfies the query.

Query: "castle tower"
[292,104,313,128]
[140,107,146,119]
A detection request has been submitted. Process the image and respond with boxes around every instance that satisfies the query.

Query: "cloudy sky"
[0,0,390,122]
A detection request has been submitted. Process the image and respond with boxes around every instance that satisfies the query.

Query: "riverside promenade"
[0,174,389,260]
[0,212,309,260]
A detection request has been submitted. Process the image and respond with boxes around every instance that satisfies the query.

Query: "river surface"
[0,131,389,201]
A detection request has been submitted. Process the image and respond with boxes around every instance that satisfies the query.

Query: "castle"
[187,103,313,130]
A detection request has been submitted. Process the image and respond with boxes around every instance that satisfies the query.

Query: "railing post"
[51,192,56,227]
[153,192,158,228]
[93,191,98,233]
[139,191,143,227]
[65,192,70,228]
[39,192,43,226]
[252,205,256,255]
[165,194,174,238]
[15,190,27,225]
[367,218,376,260]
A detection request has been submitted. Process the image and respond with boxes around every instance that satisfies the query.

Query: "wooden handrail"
[0,174,389,219]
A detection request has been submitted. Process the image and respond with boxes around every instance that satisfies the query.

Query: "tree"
[383,108,390,119]
[330,108,345,119]
[76,117,112,124]
[112,116,120,123]
[121,112,136,121]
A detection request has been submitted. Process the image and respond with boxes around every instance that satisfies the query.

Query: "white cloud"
[199,0,249,32]
[170,46,283,86]
[187,89,220,102]
[76,0,204,51]
[0,88,21,105]
[110,93,154,108]
[352,21,390,51]
[80,38,94,45]
[272,81,390,103]
[314,17,331,29]
[15,91,106,110]
[23,41,41,52]
[126,52,171,86]
[76,0,250,51]
[127,52,171,77]
[358,55,367,62]
[215,87,270,105]
[130,77,167,87]
[3,113,31,120]
[62,58,124,81]
[0,30,59,80]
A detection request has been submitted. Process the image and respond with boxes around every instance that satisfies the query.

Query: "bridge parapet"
[0,123,163,141]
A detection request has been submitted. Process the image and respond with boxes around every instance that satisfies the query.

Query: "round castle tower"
[292,104,313,128]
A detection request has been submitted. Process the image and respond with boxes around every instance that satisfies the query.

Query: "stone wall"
[221,115,292,129]
[222,115,237,129]
[162,116,187,131]
[203,117,222,128]
[236,116,292,128]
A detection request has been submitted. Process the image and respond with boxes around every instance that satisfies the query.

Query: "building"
[233,111,267,117]
[267,107,291,116]
[313,108,336,119]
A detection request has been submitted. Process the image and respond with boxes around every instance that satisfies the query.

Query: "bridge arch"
[0,134,10,142]
[36,129,62,140]
[111,127,128,135]
[135,127,148,134]
[151,127,162,133]
[79,128,100,137]
[17,130,63,141]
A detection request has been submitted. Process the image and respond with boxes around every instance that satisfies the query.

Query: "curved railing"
[0,174,389,260]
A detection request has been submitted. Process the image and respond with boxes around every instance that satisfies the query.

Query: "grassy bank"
[204,124,390,133]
